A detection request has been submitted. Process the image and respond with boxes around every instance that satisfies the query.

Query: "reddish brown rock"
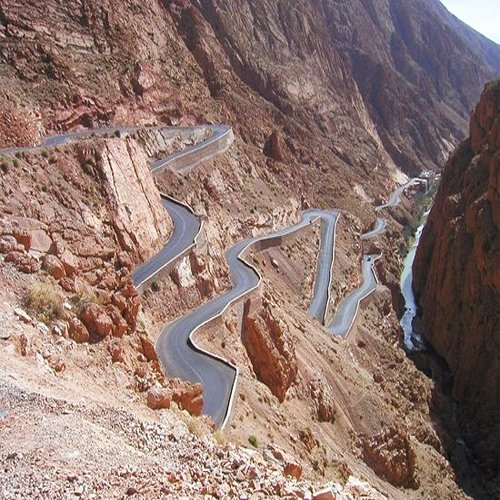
[13,229,30,251]
[59,277,76,293]
[108,338,126,364]
[80,303,113,338]
[362,427,419,489]
[48,354,65,373]
[312,489,335,500]
[117,251,133,270]
[139,333,158,362]
[124,296,140,330]
[42,254,66,280]
[69,317,90,343]
[0,235,21,254]
[147,387,172,410]
[112,292,128,312]
[283,460,302,481]
[5,251,40,273]
[59,249,79,277]
[413,80,500,472]
[309,379,337,423]
[264,130,288,162]
[30,229,52,253]
[242,298,297,402]
[169,379,204,416]
[106,304,128,338]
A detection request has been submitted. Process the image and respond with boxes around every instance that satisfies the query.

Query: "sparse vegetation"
[248,435,258,448]
[25,281,64,324]
[151,280,160,292]
[186,416,201,436]
[70,290,99,316]
[214,430,226,445]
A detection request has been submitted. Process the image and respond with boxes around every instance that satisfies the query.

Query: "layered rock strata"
[413,79,500,473]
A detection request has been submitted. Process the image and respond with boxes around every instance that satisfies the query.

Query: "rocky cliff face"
[324,0,500,174]
[79,137,172,261]
[242,295,298,402]
[2,0,499,205]
[413,79,500,474]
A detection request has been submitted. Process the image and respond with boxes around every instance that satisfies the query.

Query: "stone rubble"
[0,376,388,500]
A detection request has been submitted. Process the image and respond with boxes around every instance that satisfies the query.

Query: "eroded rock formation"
[362,427,419,489]
[413,79,500,473]
[242,296,297,402]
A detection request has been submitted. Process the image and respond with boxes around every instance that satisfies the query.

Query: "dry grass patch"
[25,281,63,324]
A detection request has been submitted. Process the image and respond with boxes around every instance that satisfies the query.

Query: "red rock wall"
[413,79,500,472]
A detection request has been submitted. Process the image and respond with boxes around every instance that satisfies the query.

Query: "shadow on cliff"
[408,346,494,500]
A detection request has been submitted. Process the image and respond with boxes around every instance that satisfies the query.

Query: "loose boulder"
[80,303,113,338]
[42,254,66,280]
[147,387,172,410]
[69,317,89,343]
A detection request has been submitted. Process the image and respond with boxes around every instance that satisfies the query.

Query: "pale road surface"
[157,210,337,427]
[307,211,339,324]
[327,254,381,337]
[0,126,419,427]
[132,197,200,289]
[360,217,386,239]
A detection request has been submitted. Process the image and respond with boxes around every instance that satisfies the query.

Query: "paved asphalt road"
[360,217,387,239]
[327,254,381,337]
[151,125,231,173]
[306,210,339,324]
[133,198,200,289]
[156,211,334,427]
[376,178,420,211]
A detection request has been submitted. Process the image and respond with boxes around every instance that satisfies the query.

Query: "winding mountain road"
[157,211,335,427]
[133,197,201,291]
[307,211,339,324]
[1,125,420,428]
[327,254,381,336]
[326,178,419,337]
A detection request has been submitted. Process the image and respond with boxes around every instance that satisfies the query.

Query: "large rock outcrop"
[362,427,419,489]
[242,296,298,402]
[77,138,172,261]
[413,79,500,473]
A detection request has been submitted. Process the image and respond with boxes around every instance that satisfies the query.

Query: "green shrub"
[25,281,63,324]
[248,435,258,448]
[114,130,121,138]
